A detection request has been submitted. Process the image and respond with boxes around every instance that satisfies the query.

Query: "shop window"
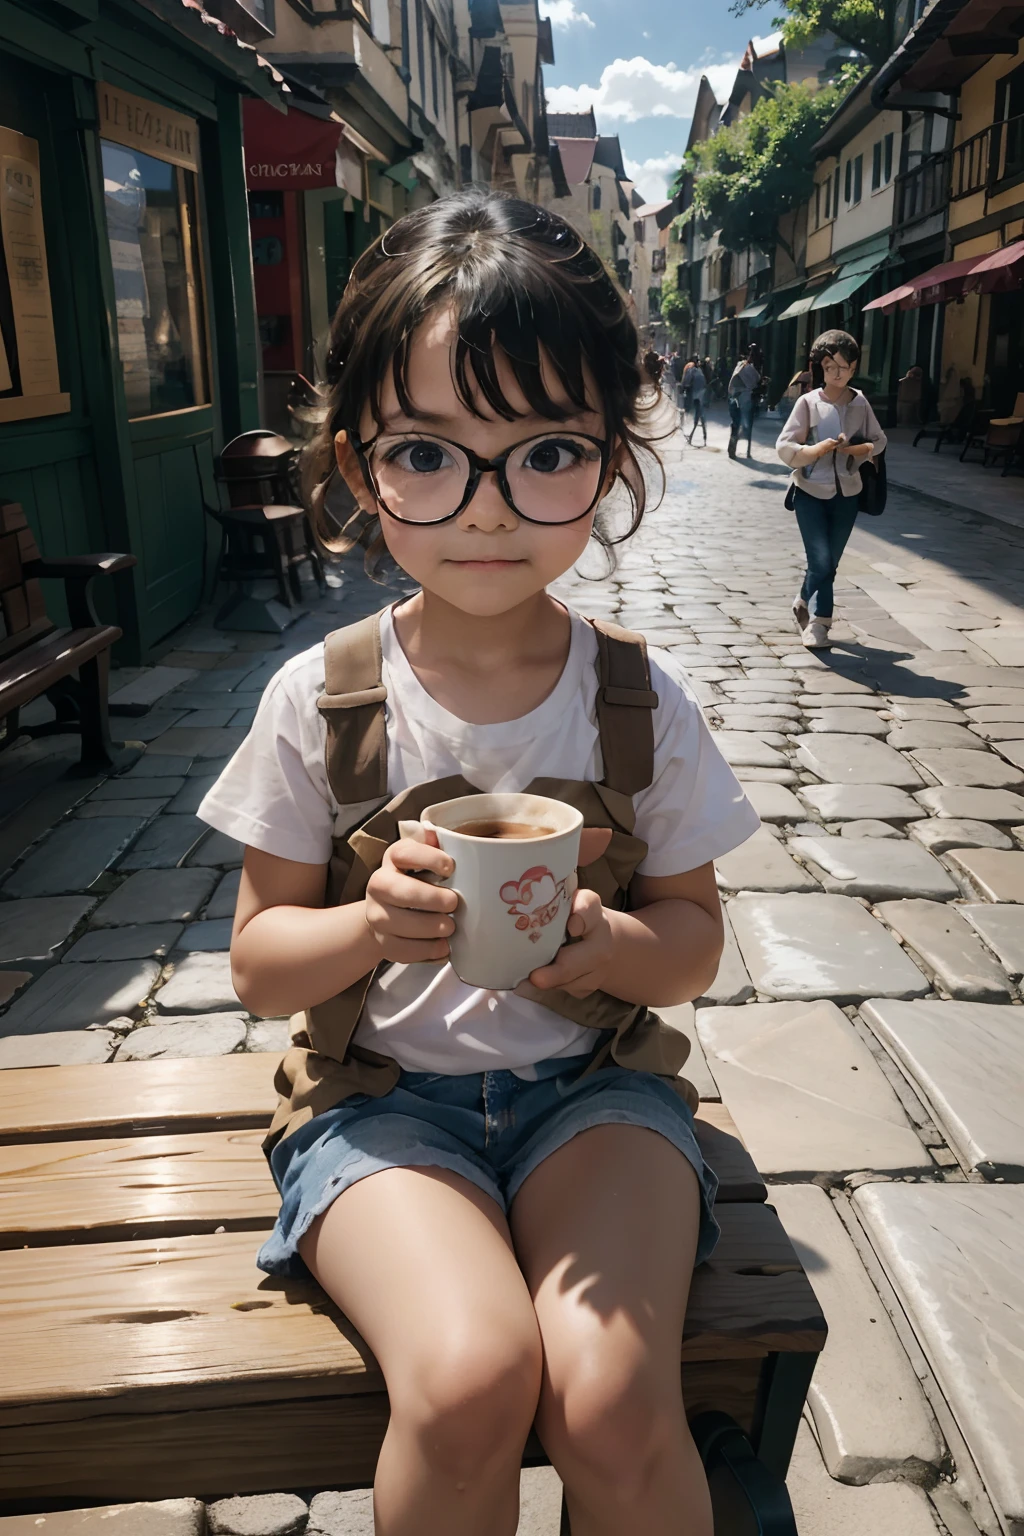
[853,154,863,203]
[100,135,209,418]
[995,61,1024,182]
[833,165,840,217]
[884,132,894,184]
[823,175,831,220]
[844,159,851,203]
[872,140,882,190]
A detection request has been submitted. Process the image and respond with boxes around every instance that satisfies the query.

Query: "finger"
[374,937,451,965]
[387,838,453,877]
[367,903,456,940]
[372,870,458,913]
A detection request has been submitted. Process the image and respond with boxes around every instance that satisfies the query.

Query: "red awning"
[863,281,915,314]
[244,99,342,190]
[862,252,996,315]
[551,136,597,185]
[963,239,1024,296]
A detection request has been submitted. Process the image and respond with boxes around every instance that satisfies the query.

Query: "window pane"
[854,155,863,202]
[844,160,851,201]
[102,140,209,418]
[884,133,893,183]
[872,142,881,190]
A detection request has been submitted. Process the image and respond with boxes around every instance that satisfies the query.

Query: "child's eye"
[518,436,597,475]
[381,438,457,474]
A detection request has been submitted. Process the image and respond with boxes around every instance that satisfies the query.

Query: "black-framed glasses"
[347,427,611,526]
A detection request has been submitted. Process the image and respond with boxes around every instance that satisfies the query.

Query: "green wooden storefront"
[0,0,279,661]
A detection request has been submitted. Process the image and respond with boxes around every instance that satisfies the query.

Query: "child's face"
[821,352,857,388]
[335,309,614,619]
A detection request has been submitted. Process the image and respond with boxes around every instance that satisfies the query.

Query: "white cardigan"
[776,387,887,501]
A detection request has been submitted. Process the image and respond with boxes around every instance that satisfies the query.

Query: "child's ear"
[334,430,374,511]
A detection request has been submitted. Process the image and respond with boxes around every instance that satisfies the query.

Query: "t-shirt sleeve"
[197,663,335,865]
[632,651,760,877]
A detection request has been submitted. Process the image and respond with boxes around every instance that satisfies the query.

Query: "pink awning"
[551,136,597,185]
[863,282,915,315]
[862,250,1005,315]
[962,240,1024,296]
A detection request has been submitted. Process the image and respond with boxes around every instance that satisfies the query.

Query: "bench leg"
[693,1412,799,1535]
[750,1352,817,1481]
[77,649,115,769]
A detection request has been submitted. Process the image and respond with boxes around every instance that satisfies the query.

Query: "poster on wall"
[0,126,70,424]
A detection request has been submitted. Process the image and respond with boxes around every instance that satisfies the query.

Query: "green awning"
[734,301,769,321]
[812,255,889,310]
[776,289,823,320]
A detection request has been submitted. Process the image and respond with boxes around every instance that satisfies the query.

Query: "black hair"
[809,329,860,389]
[306,188,664,575]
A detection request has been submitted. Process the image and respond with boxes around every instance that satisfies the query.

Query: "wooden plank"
[0,1054,282,1144]
[0,1363,768,1503]
[694,1102,766,1203]
[0,1208,823,1433]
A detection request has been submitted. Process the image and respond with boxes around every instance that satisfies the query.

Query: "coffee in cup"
[410,792,583,990]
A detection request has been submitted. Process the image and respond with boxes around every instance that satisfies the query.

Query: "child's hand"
[813,437,840,459]
[364,832,457,963]
[527,888,615,999]
[845,441,874,460]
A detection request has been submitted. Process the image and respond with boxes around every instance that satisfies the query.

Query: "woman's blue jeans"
[794,487,859,618]
[728,396,755,447]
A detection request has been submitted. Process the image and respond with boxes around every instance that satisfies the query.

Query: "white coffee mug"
[407,792,584,991]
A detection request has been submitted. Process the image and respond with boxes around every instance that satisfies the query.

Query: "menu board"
[0,126,69,423]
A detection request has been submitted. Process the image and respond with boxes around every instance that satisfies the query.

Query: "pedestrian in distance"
[686,358,708,446]
[199,187,758,1536]
[776,328,887,649]
[727,344,761,459]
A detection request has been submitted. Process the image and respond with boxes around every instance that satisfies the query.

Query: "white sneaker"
[801,618,832,649]
[792,596,809,628]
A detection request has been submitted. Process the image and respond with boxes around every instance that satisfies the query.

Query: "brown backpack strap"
[318,610,389,804]
[590,619,659,796]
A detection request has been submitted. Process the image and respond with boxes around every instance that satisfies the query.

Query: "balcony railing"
[895,113,1024,231]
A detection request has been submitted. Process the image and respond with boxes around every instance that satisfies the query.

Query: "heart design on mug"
[499,866,569,942]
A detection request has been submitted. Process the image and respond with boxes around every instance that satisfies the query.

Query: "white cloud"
[545,54,738,124]
[538,0,594,28]
[623,152,683,204]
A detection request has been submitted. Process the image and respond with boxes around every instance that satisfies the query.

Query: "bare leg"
[510,1125,712,1536]
[300,1167,543,1536]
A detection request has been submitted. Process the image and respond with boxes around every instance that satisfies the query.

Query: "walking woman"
[777,329,886,649]
[686,358,707,446]
[727,344,761,458]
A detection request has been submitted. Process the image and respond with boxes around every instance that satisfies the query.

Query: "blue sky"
[540,0,768,201]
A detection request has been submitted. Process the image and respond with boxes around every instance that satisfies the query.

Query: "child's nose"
[455,471,519,532]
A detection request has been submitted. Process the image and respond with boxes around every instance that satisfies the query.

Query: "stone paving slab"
[993,739,1024,772]
[967,722,1024,741]
[964,705,1024,722]
[0,959,160,1035]
[874,901,1012,1002]
[0,895,96,963]
[155,951,241,1013]
[909,819,1013,854]
[795,735,924,788]
[173,918,233,952]
[0,1499,205,1536]
[711,731,789,767]
[798,693,882,710]
[658,1002,719,1100]
[146,726,248,759]
[205,869,241,920]
[853,1183,1024,1530]
[117,815,209,871]
[839,819,904,838]
[186,830,244,868]
[946,848,1024,903]
[708,712,797,733]
[3,818,146,897]
[246,1019,293,1054]
[915,786,1024,822]
[0,1029,118,1068]
[109,666,198,709]
[806,709,888,736]
[886,723,987,751]
[166,776,218,814]
[695,1000,931,1175]
[114,1013,247,1061]
[860,1000,1024,1178]
[91,776,187,801]
[786,1420,942,1535]
[909,749,1024,789]
[62,922,184,963]
[715,826,820,894]
[737,780,804,823]
[789,836,958,902]
[696,906,753,1007]
[796,674,877,695]
[799,783,926,822]
[122,754,193,779]
[728,893,931,1003]
[76,797,170,819]
[960,905,1024,979]
[889,701,968,721]
[735,766,800,784]
[769,1184,943,1482]
[89,868,218,927]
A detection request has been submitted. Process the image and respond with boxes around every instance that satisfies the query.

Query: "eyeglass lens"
[367,433,604,523]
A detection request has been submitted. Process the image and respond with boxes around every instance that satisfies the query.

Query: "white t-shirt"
[199,606,759,1075]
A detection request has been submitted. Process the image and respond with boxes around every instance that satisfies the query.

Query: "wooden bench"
[0,501,136,770]
[0,1055,826,1530]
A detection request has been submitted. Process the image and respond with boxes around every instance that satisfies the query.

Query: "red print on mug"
[500,867,568,942]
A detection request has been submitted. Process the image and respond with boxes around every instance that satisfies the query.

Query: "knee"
[394,1331,543,1482]
[540,1361,681,1502]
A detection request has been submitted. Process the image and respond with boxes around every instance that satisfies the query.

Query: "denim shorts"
[257,1047,721,1277]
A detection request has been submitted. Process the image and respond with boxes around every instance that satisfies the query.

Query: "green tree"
[659,261,692,337]
[730,0,896,68]
[681,73,861,260]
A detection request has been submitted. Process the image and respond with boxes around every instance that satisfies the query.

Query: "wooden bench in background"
[0,1055,826,1531]
[0,501,136,770]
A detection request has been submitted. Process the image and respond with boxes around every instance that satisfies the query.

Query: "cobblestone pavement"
[2,405,1023,1536]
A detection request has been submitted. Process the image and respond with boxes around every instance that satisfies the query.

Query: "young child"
[776,329,887,650]
[199,188,758,1536]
